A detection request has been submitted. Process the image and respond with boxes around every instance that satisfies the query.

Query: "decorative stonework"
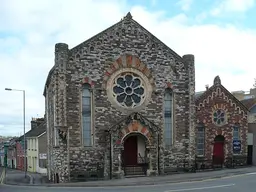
[195,77,248,162]
[166,82,173,89]
[212,107,227,126]
[119,121,152,145]
[103,54,155,90]
[44,13,195,183]
[197,87,247,119]
[112,72,145,108]
[106,67,153,112]
[81,76,95,87]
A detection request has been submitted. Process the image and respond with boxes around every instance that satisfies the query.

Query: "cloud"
[130,6,256,90]
[0,0,256,136]
[211,0,255,16]
[176,0,193,11]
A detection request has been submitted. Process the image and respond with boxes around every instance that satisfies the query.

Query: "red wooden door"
[124,136,138,166]
[213,142,224,164]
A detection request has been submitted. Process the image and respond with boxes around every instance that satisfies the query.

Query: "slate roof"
[240,98,256,111]
[195,91,205,100]
[16,122,46,141]
[25,122,46,138]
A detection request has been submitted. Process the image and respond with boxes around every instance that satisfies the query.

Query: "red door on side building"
[123,136,138,166]
[213,135,225,165]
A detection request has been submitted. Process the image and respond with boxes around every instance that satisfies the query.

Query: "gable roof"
[196,76,249,112]
[195,91,205,100]
[25,122,46,138]
[44,12,186,96]
[70,12,184,62]
[240,98,256,111]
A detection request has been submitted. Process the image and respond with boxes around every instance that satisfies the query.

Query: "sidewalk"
[3,168,46,185]
[48,166,256,187]
[3,166,256,187]
[4,169,31,185]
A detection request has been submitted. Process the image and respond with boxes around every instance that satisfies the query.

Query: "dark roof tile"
[240,98,256,110]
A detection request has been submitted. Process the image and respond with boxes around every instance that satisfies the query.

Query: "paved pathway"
[4,169,31,185]
[1,171,256,192]
[2,166,256,188]
[48,166,256,187]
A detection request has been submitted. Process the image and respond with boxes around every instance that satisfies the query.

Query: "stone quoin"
[43,12,196,182]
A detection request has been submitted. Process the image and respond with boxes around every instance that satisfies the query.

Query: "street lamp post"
[5,88,27,178]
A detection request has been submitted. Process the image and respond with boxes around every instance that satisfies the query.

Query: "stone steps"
[124,166,145,176]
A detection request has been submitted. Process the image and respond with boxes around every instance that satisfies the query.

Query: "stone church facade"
[195,76,248,166]
[44,12,196,183]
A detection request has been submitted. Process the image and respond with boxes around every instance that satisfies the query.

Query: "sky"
[0,0,256,136]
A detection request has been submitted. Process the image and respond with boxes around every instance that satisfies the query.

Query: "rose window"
[213,109,226,125]
[112,73,145,108]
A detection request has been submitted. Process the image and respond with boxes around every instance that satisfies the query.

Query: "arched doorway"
[122,133,148,176]
[213,135,225,165]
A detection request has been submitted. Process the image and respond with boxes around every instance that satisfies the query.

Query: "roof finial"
[125,12,132,20]
[214,75,221,85]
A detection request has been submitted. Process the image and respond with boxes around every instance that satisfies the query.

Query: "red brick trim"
[81,76,95,88]
[102,54,155,89]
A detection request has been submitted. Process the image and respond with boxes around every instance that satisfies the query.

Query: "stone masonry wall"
[46,13,195,182]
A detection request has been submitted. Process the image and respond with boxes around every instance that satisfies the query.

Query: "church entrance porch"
[110,113,160,179]
[122,133,148,176]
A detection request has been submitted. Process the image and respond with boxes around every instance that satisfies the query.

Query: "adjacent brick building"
[195,76,248,165]
[44,12,196,183]
[16,138,25,171]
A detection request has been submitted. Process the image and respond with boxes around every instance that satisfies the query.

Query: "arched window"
[233,124,240,141]
[82,83,92,146]
[196,124,205,156]
[164,89,173,147]
[233,123,240,154]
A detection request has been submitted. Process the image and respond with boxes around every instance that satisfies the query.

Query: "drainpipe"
[109,132,112,180]
[67,126,71,182]
[105,130,112,179]
[157,133,160,175]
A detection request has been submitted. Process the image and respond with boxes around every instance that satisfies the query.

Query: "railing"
[224,155,248,168]
[164,155,250,175]
[138,153,146,164]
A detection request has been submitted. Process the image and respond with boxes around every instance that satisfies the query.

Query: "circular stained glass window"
[213,109,226,125]
[112,73,145,108]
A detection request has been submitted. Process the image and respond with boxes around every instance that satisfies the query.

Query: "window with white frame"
[196,125,205,156]
[233,124,240,141]
[233,124,240,154]
[164,89,173,147]
[82,83,92,147]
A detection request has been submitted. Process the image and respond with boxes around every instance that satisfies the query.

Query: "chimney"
[30,117,45,130]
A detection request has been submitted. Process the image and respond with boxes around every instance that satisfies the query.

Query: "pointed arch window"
[233,123,240,154]
[196,124,205,156]
[164,89,173,147]
[82,83,92,147]
[233,124,240,141]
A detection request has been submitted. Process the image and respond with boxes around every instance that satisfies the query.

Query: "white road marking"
[244,172,256,175]
[3,171,256,189]
[164,183,235,192]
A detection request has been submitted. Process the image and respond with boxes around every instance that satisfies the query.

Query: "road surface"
[1,172,256,192]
